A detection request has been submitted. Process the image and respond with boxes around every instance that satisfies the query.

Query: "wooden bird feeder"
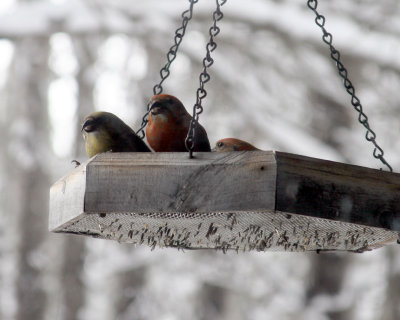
[49,151,400,252]
[49,1,400,253]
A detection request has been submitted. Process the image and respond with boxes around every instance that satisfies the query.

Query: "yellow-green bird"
[82,111,151,157]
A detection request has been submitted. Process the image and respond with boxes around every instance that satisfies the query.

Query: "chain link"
[185,0,227,158]
[307,0,392,172]
[136,0,198,139]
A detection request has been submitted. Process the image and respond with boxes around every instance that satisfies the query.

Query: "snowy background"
[1,0,400,319]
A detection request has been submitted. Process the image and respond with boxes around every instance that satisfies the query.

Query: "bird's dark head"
[82,112,112,133]
[81,111,128,158]
[148,94,187,122]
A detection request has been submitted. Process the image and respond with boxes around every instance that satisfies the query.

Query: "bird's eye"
[217,142,224,148]
[150,106,162,115]
[150,102,161,109]
[83,125,95,132]
[82,119,96,132]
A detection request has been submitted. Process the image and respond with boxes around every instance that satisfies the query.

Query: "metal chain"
[185,0,227,158]
[136,0,198,139]
[307,0,392,172]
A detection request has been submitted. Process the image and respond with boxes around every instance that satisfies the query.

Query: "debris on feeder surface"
[58,210,397,253]
[49,151,400,252]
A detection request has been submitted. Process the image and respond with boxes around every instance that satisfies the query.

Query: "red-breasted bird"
[212,138,260,152]
[82,111,151,157]
[145,94,211,152]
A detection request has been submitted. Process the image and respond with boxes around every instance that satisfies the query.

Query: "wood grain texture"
[275,152,400,230]
[49,151,400,236]
[83,151,276,214]
[49,163,88,231]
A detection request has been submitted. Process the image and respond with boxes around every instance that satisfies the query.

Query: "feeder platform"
[49,151,400,252]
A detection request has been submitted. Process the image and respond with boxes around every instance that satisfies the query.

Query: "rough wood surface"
[48,151,400,251]
[83,151,276,214]
[49,151,400,241]
[275,151,400,230]
[49,166,87,231]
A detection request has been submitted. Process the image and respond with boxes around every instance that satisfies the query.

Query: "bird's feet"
[71,160,81,167]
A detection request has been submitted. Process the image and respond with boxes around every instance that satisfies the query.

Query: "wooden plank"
[83,151,277,214]
[48,151,400,250]
[48,163,87,231]
[275,151,400,230]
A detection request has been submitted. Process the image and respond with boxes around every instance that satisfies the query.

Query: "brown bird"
[145,94,211,152]
[213,138,260,152]
[82,111,151,158]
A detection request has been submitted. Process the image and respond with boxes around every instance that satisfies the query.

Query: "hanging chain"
[185,0,227,158]
[307,0,392,172]
[136,0,198,139]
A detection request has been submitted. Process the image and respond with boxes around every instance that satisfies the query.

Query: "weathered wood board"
[84,151,275,214]
[275,152,400,230]
[49,151,400,252]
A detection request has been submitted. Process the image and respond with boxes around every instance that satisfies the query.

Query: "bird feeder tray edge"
[49,151,400,252]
